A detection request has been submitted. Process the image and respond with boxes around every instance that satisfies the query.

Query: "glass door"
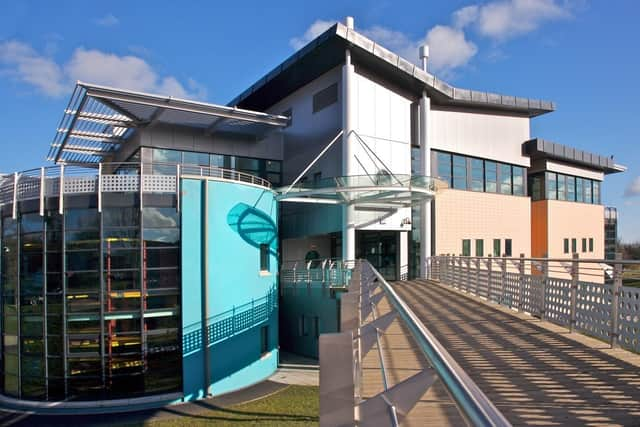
[357,231,398,281]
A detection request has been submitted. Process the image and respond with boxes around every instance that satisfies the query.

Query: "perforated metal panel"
[545,278,572,326]
[142,175,177,193]
[575,281,612,342]
[16,177,41,201]
[102,175,139,192]
[617,286,640,352]
[64,176,97,193]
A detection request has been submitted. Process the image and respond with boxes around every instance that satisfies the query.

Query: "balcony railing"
[0,162,272,216]
[427,254,640,353]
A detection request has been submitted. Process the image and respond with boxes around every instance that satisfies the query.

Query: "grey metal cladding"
[434,79,454,97]
[564,146,575,159]
[373,43,398,66]
[471,91,488,103]
[349,31,374,52]
[501,95,516,106]
[529,99,541,109]
[265,66,281,83]
[413,67,431,85]
[454,88,472,101]
[516,97,529,108]
[397,57,415,75]
[541,100,554,110]
[553,142,564,157]
[487,92,502,105]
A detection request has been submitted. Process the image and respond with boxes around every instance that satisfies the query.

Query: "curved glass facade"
[0,192,181,401]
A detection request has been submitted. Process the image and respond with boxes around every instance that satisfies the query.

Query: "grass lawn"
[131,385,318,427]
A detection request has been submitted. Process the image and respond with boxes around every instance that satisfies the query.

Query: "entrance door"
[357,231,398,281]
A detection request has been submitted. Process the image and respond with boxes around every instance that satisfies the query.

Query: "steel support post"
[570,253,579,333]
[610,252,622,348]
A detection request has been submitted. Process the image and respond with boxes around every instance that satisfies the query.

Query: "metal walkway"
[381,279,640,426]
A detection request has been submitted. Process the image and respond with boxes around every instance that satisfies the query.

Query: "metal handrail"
[364,261,511,427]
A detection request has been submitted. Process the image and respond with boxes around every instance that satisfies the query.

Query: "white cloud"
[453,5,480,29]
[0,40,206,99]
[625,177,640,197]
[0,40,65,96]
[474,0,570,40]
[425,26,478,74]
[289,20,336,50]
[96,13,119,27]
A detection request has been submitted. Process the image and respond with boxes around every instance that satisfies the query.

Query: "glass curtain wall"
[0,192,181,401]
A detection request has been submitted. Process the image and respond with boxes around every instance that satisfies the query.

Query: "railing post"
[12,172,18,219]
[176,164,181,213]
[570,253,579,333]
[610,252,622,348]
[39,167,45,217]
[500,255,507,306]
[97,162,103,213]
[475,257,480,295]
[487,255,492,301]
[518,254,525,312]
[58,164,64,215]
[465,257,471,292]
[541,257,549,320]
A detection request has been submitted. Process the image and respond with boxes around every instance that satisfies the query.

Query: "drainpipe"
[342,16,356,261]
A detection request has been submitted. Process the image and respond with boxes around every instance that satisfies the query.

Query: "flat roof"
[523,138,626,174]
[230,22,555,117]
[48,82,289,164]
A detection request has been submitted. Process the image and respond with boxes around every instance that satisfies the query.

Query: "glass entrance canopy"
[276,175,446,207]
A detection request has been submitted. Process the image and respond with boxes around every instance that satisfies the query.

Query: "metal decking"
[369,279,640,426]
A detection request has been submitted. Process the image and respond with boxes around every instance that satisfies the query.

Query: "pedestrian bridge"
[313,258,640,426]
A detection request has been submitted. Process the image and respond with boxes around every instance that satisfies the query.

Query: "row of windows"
[436,151,525,196]
[530,172,601,204]
[462,239,513,257]
[563,238,595,254]
[152,148,282,186]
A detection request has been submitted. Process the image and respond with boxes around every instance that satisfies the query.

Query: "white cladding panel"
[545,160,604,181]
[352,71,412,232]
[430,108,531,167]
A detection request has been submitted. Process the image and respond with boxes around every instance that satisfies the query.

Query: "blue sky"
[0,0,639,241]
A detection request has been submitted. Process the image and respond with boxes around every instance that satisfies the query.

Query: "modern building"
[0,16,625,411]
[605,207,618,260]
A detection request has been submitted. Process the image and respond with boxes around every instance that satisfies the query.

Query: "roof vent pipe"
[345,16,354,29]
[419,45,429,72]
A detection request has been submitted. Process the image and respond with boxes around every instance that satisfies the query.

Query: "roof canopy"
[523,138,626,174]
[230,22,555,117]
[48,82,289,164]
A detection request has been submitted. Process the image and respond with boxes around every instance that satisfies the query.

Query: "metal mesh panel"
[102,175,139,192]
[488,270,502,303]
[45,177,60,197]
[16,176,40,201]
[618,286,640,352]
[545,278,571,327]
[575,281,612,342]
[64,176,97,193]
[504,272,520,309]
[142,175,177,193]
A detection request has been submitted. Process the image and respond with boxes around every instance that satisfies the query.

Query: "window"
[593,181,601,204]
[589,238,594,252]
[475,239,484,257]
[260,244,270,272]
[567,176,576,201]
[452,155,467,190]
[437,152,452,185]
[471,159,484,192]
[576,178,584,202]
[584,180,593,204]
[564,238,569,254]
[260,325,269,354]
[546,172,557,200]
[530,174,543,201]
[493,239,501,257]
[312,83,338,113]
[485,161,497,193]
[571,238,577,254]
[505,239,512,257]
[500,164,512,194]
[512,167,525,196]
[582,238,587,253]
[462,239,471,256]
[557,174,566,200]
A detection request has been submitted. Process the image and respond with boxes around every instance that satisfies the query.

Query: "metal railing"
[0,162,273,216]
[319,260,511,427]
[280,259,355,288]
[427,254,640,353]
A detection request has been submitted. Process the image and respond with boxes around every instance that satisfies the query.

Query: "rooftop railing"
[280,259,355,289]
[0,162,272,216]
[427,254,640,353]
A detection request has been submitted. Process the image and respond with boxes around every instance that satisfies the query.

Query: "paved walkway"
[384,279,640,426]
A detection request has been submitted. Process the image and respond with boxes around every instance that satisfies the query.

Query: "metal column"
[341,36,356,262]
[419,92,431,278]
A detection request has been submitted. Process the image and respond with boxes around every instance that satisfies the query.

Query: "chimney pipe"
[345,16,354,29]
[419,45,429,71]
